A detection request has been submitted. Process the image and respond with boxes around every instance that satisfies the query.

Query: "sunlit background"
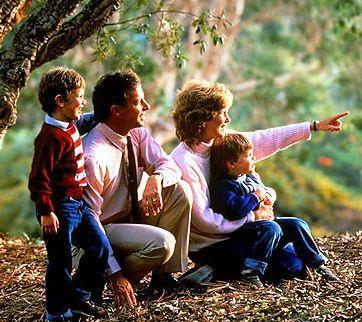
[0,0,361,237]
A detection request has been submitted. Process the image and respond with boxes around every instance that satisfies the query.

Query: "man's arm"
[134,128,181,187]
[76,112,97,135]
[132,128,181,216]
[83,155,122,274]
[83,155,137,308]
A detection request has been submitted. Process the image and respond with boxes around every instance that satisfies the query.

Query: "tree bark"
[0,0,120,148]
[0,0,32,45]
[33,0,119,69]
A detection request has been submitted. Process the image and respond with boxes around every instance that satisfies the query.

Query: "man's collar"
[97,123,128,151]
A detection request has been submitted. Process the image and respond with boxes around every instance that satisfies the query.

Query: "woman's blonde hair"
[173,79,233,146]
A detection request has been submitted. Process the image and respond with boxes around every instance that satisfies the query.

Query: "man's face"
[122,85,151,129]
[59,87,86,122]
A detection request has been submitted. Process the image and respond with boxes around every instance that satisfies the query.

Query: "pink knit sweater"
[171,122,311,251]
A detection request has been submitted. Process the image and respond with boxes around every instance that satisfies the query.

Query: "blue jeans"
[191,220,282,276]
[39,197,110,319]
[274,217,327,268]
[191,217,326,278]
[267,243,305,280]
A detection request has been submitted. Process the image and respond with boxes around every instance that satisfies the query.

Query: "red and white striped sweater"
[29,118,87,215]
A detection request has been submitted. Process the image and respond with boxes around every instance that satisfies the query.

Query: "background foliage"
[0,0,361,237]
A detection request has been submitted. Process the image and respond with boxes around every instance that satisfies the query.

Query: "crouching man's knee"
[149,229,176,265]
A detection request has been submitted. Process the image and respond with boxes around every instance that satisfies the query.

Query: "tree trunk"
[0,82,19,148]
[0,0,32,45]
[0,0,120,148]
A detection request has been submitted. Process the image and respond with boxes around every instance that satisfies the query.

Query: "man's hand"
[141,174,163,216]
[109,271,137,309]
[314,111,350,133]
[41,212,59,235]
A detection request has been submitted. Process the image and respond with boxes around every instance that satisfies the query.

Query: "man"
[82,70,192,309]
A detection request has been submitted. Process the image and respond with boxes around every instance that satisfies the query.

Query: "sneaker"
[239,269,264,287]
[179,265,215,287]
[316,265,339,281]
[71,300,101,318]
[149,273,179,290]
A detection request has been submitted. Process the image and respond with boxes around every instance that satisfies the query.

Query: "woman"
[171,79,348,285]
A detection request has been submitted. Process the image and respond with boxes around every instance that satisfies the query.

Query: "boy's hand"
[253,188,266,202]
[263,194,274,206]
[41,212,59,235]
[255,204,275,220]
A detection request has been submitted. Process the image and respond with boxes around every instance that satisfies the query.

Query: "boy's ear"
[226,160,235,170]
[55,94,65,107]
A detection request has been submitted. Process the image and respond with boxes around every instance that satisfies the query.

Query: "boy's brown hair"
[38,67,85,115]
[210,132,253,176]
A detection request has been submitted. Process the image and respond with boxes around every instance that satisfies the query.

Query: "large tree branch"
[0,0,83,147]
[0,0,32,45]
[0,0,82,87]
[33,0,120,69]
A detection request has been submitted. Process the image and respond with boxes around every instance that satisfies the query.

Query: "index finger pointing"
[332,111,350,120]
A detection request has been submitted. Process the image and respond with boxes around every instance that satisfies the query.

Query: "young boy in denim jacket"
[209,132,338,285]
[28,67,110,321]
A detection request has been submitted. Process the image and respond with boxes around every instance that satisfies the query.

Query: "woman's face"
[201,107,231,143]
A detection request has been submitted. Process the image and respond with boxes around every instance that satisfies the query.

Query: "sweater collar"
[186,141,213,158]
[45,114,70,130]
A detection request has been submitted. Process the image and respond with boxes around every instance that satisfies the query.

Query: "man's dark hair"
[92,69,141,122]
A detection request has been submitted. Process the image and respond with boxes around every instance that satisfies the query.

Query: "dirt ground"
[1,232,361,321]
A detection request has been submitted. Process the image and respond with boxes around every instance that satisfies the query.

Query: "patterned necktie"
[126,135,141,223]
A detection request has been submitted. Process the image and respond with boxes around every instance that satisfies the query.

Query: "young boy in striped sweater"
[28,67,110,322]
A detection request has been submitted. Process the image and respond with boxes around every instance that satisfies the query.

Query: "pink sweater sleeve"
[244,122,311,162]
[172,122,311,238]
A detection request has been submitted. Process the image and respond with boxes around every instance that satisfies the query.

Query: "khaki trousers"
[104,180,192,283]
